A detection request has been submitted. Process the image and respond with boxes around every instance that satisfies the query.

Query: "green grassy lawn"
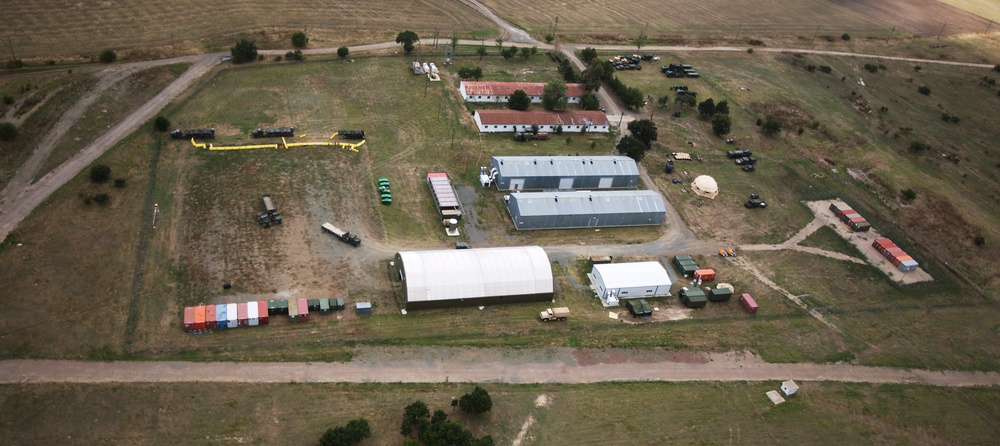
[2,381,999,445]
[798,224,863,257]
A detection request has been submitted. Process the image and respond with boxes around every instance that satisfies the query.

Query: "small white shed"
[226,303,238,328]
[247,301,259,327]
[591,261,672,303]
[781,380,799,396]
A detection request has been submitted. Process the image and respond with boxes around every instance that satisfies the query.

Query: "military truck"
[170,128,215,139]
[539,307,570,322]
[261,194,283,224]
[252,127,295,138]
[321,222,361,247]
[626,299,652,317]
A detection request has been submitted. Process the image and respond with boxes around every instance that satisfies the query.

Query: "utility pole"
[7,36,15,61]
[811,25,819,43]
[553,17,559,41]
[937,23,946,40]
[885,26,895,44]
[986,20,993,34]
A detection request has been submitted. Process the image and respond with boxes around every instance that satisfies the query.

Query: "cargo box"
[205,305,216,332]
[709,287,733,302]
[356,301,372,315]
[268,299,288,315]
[183,307,195,333]
[740,293,758,314]
[247,301,259,327]
[626,299,652,317]
[297,298,309,322]
[694,269,716,281]
[680,288,707,308]
[237,303,248,327]
[216,304,227,329]
[257,301,269,325]
[319,298,331,315]
[873,238,896,250]
[307,299,321,312]
[334,298,345,311]
[194,306,206,331]
[227,303,238,328]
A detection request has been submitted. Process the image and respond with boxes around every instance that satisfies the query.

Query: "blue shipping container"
[216,304,227,329]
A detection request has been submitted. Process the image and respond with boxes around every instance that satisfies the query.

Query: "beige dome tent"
[691,175,718,199]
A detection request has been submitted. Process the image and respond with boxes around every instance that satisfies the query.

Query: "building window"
[646,290,653,293]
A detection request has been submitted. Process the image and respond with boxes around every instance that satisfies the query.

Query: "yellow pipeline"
[190,138,207,149]
[329,132,339,139]
[207,143,279,151]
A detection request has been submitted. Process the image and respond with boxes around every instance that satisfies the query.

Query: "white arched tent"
[691,175,719,199]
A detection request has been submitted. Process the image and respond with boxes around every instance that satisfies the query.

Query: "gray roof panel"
[494,156,639,179]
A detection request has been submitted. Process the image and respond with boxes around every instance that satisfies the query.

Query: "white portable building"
[226,303,238,328]
[247,301,259,326]
[591,261,672,303]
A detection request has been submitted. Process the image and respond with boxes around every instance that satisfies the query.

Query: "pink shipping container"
[740,294,758,314]
[257,301,269,325]
[238,303,248,327]
[297,298,309,322]
[194,306,206,332]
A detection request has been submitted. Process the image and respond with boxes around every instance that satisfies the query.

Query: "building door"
[598,177,613,188]
[558,178,574,189]
[509,179,525,191]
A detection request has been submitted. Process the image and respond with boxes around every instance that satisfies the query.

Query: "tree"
[697,98,716,118]
[99,49,117,64]
[712,113,732,136]
[337,46,349,59]
[580,61,605,92]
[761,115,782,136]
[501,46,518,61]
[520,47,532,60]
[901,188,917,201]
[477,45,488,60]
[541,80,567,111]
[675,94,696,107]
[344,419,371,442]
[90,164,111,183]
[0,122,18,141]
[917,86,931,95]
[320,418,371,446]
[401,400,430,437]
[559,59,578,83]
[617,135,648,161]
[619,86,645,110]
[396,30,420,54]
[841,33,851,41]
[153,116,170,132]
[231,38,258,64]
[544,34,554,44]
[658,95,670,108]
[472,66,483,80]
[580,47,598,64]
[627,119,658,147]
[458,66,476,79]
[715,100,730,115]
[530,46,538,57]
[291,31,308,48]
[494,37,505,53]
[458,386,493,414]
[580,93,600,110]
[509,90,531,111]
[975,236,986,246]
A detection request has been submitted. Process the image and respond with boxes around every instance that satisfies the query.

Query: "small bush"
[46,60,55,66]
[5,59,24,69]
[153,116,170,132]
[747,48,754,54]
[285,51,296,60]
[841,33,851,41]
[337,46,349,59]
[274,55,283,61]
[114,178,126,188]
[89,164,111,183]
[974,236,986,246]
[864,63,879,73]
[909,140,929,152]
[914,65,922,72]
[565,136,572,145]
[0,122,17,141]
[293,50,303,61]
[901,188,916,201]
[92,193,110,206]
[917,86,931,95]
[747,39,764,46]
[806,64,816,72]
[819,65,832,74]
[555,125,563,134]
[797,127,804,135]
[994,64,1000,73]
[983,76,996,86]
[756,118,763,126]
[291,31,308,48]
[98,49,117,63]
[2,95,12,105]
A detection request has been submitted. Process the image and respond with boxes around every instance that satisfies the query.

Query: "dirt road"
[2,352,997,386]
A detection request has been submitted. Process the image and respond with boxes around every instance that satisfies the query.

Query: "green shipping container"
[680,288,708,308]
[319,298,331,315]
[708,288,733,302]
[307,299,321,311]
[334,298,345,311]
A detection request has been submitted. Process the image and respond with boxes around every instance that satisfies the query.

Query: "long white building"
[460,81,588,104]
[474,110,610,133]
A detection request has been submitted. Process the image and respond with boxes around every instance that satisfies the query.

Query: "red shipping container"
[238,303,248,327]
[740,294,758,314]
[297,298,309,322]
[194,306,206,331]
[886,247,905,256]
[694,269,716,281]
[257,301,269,325]
[205,305,216,331]
[183,307,195,333]
[873,238,896,249]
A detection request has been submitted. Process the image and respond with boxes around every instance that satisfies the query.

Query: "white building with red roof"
[473,110,610,133]
[460,81,588,104]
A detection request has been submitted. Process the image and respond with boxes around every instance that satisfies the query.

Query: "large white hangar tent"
[394,246,554,310]
[506,190,666,230]
[488,156,639,191]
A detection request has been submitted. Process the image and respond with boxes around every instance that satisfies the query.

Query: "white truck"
[539,307,570,322]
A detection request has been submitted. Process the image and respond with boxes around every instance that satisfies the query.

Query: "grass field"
[798,224,863,257]
[0,1,495,60]
[2,381,999,445]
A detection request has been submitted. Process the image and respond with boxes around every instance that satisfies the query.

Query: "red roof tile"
[463,82,587,97]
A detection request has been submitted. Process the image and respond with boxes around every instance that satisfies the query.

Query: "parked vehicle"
[742,164,756,172]
[539,307,570,321]
[252,127,295,138]
[735,156,758,165]
[170,128,215,139]
[322,222,361,247]
[727,149,752,159]
[261,194,282,224]
[455,242,471,249]
[745,198,767,208]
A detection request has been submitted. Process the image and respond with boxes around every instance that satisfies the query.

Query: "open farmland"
[829,0,995,36]
[2,381,1000,445]
[0,0,495,60]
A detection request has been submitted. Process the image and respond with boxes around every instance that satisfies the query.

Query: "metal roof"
[427,172,460,208]
[462,81,587,97]
[476,110,610,126]
[593,261,672,289]
[493,156,638,178]
[509,190,666,216]
[399,246,553,303]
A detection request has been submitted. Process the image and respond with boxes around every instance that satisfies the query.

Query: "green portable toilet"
[334,298,345,311]
[319,298,331,315]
